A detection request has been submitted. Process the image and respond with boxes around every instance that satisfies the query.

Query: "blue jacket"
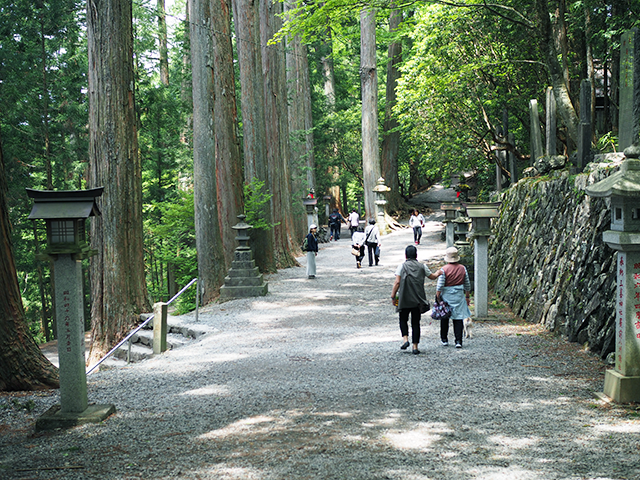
[306,232,318,252]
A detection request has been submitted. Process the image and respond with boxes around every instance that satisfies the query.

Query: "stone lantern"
[220,215,268,299]
[586,146,640,403]
[373,177,391,235]
[26,187,115,431]
[441,203,463,248]
[465,202,501,319]
[303,196,318,231]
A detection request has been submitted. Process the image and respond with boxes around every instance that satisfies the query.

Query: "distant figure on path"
[347,209,360,238]
[328,209,345,241]
[364,218,381,266]
[351,225,366,268]
[436,247,471,348]
[409,209,425,245]
[306,224,319,279]
[391,245,441,354]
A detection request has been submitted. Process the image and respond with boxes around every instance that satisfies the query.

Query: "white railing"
[86,278,199,375]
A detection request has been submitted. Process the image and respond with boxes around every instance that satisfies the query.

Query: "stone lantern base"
[220,249,268,300]
[36,403,116,431]
[602,370,640,403]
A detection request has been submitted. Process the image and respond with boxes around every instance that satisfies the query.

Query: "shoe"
[412,349,420,355]
[308,275,315,279]
[329,235,333,241]
[400,341,410,350]
[441,340,448,346]
[455,343,462,348]
[357,262,361,268]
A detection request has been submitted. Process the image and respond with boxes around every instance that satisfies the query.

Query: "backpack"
[329,212,340,226]
[301,236,309,252]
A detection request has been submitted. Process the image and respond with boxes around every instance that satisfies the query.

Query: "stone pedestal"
[153,302,168,354]
[220,249,268,299]
[445,222,456,248]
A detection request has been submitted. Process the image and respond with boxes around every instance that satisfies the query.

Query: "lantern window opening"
[615,207,623,221]
[50,220,75,244]
[633,208,640,220]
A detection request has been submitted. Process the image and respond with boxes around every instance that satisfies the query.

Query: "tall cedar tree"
[0,130,59,391]
[87,0,150,363]
[190,0,227,302]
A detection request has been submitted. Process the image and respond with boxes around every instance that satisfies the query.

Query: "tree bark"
[189,0,227,302]
[285,0,315,242]
[211,0,243,267]
[361,7,381,221]
[232,0,276,273]
[0,128,59,391]
[535,0,578,150]
[381,8,403,212]
[86,0,150,363]
[158,0,169,86]
[261,0,297,268]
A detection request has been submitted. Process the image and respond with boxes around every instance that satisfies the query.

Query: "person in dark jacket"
[391,245,441,354]
[306,224,319,279]
[328,209,345,241]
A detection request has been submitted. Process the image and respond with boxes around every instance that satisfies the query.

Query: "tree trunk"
[535,0,578,150]
[189,0,227,302]
[211,0,243,267]
[285,0,315,242]
[381,8,403,212]
[158,0,169,86]
[86,0,150,364]
[0,129,59,392]
[360,7,381,221]
[232,0,276,273]
[260,0,297,268]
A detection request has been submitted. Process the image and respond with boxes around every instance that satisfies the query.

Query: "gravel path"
[1,219,639,480]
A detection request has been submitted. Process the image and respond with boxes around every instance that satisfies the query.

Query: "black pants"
[367,243,378,266]
[441,318,464,344]
[399,307,421,345]
[355,245,365,264]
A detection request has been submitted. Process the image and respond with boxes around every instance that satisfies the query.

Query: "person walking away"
[306,224,319,279]
[351,225,366,268]
[328,209,345,241]
[347,209,360,238]
[409,209,425,245]
[436,246,471,348]
[364,219,381,266]
[391,245,441,354]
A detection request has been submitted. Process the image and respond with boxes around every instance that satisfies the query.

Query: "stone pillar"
[529,99,544,164]
[577,79,592,171]
[54,255,88,414]
[153,302,168,354]
[373,178,391,235]
[545,86,557,156]
[619,28,640,151]
[474,235,489,318]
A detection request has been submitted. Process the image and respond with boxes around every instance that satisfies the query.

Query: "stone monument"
[577,79,592,171]
[26,187,116,431]
[619,28,640,151]
[546,86,557,157]
[529,99,545,164]
[586,146,640,403]
[219,215,268,299]
[465,202,501,319]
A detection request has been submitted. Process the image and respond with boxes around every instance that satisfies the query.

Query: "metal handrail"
[86,277,199,375]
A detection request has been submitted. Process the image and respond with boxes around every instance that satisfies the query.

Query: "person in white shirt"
[351,225,366,268]
[364,218,380,266]
[347,209,360,238]
[409,209,425,245]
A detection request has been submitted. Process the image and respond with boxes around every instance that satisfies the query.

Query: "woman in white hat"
[305,224,319,278]
[436,246,471,348]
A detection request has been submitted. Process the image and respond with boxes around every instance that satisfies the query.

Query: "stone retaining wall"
[488,165,620,358]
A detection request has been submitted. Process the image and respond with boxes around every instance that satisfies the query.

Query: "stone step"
[223,275,265,287]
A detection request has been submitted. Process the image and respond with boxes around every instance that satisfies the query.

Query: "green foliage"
[244,178,278,231]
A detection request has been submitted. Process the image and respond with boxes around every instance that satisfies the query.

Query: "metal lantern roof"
[26,187,103,220]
